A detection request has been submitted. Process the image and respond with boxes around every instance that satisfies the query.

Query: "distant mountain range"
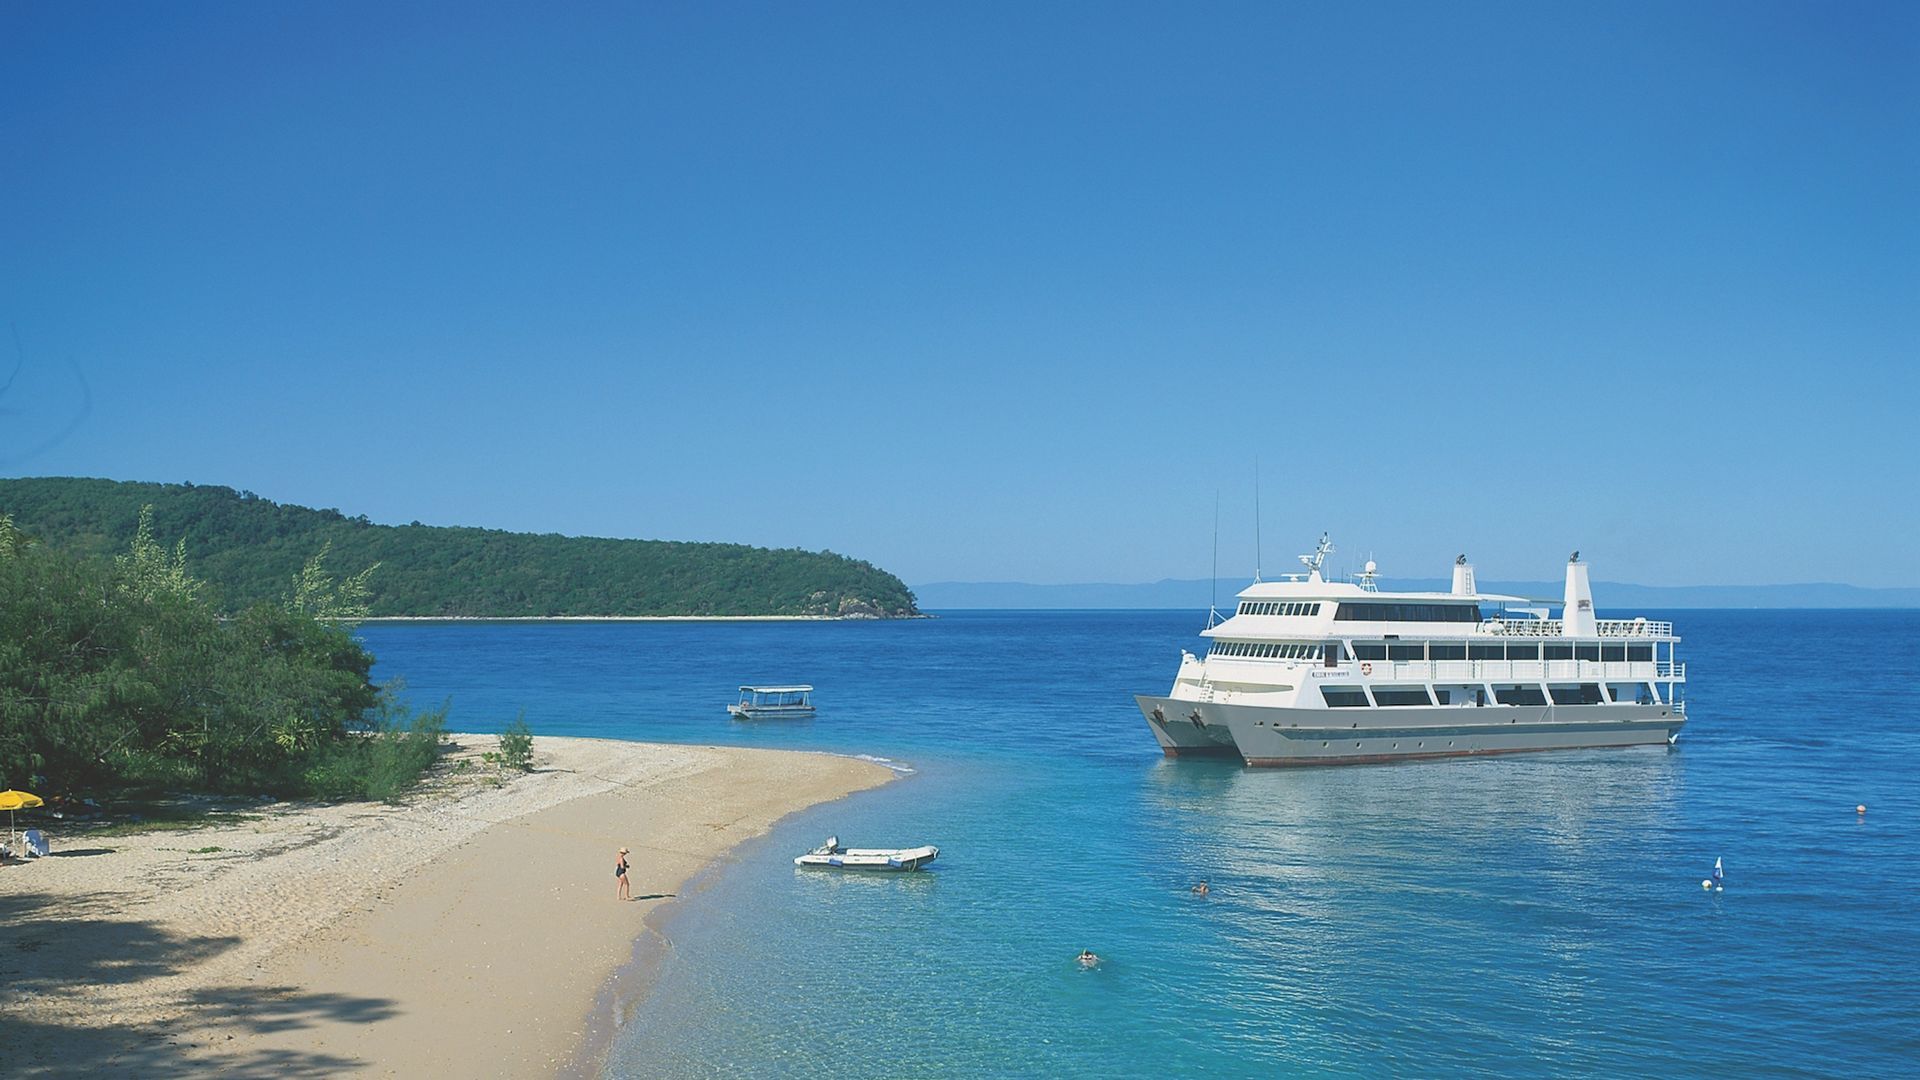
[913,577,1920,611]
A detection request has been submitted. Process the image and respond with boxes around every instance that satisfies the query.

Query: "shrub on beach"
[300,699,450,802]
[0,508,447,802]
[484,714,535,773]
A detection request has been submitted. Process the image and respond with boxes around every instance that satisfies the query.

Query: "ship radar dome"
[1364,560,1377,575]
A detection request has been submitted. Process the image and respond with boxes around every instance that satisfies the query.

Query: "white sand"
[0,735,894,1076]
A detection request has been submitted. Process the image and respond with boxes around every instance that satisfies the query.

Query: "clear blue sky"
[3,2,1915,587]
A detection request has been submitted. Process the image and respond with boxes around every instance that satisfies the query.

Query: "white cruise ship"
[1135,537,1686,765]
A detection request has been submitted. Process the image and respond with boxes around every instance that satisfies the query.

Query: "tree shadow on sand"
[0,890,397,1077]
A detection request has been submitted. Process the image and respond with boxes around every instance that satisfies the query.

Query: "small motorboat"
[729,685,816,720]
[793,836,938,871]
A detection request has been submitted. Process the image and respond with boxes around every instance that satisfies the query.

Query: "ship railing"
[1368,659,1686,682]
[1596,619,1674,637]
[1478,618,1673,638]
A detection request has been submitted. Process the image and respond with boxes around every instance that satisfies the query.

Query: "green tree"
[115,505,200,604]
[288,540,380,623]
[0,511,438,801]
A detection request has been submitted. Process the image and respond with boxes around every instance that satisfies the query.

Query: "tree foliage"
[0,477,920,618]
[0,510,442,800]
[288,541,379,623]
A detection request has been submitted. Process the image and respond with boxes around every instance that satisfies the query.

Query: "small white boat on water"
[729,685,815,720]
[794,836,938,871]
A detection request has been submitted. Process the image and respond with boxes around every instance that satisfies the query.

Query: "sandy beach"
[0,735,895,1077]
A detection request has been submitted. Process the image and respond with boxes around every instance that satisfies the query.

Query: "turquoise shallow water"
[359,610,1919,1077]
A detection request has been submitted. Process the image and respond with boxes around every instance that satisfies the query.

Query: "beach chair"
[23,829,49,858]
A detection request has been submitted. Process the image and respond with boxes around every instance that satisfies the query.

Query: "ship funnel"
[1562,552,1597,637]
[1451,554,1475,596]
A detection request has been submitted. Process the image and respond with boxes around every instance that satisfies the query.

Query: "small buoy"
[1857,804,1867,814]
[1701,879,1713,890]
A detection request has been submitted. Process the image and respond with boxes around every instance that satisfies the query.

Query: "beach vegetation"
[485,715,535,772]
[0,477,920,617]
[0,507,447,804]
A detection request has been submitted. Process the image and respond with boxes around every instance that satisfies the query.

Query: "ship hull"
[1135,695,1241,757]
[1136,697,1683,766]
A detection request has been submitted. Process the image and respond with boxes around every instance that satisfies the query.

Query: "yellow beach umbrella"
[0,789,43,847]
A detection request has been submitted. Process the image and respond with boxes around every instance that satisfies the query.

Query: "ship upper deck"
[1203,543,1676,642]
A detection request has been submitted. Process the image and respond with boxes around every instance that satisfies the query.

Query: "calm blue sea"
[358,610,1919,1077]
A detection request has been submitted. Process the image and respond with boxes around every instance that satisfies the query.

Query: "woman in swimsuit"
[616,847,631,901]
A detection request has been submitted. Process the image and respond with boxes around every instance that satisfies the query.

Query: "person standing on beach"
[615,847,631,901]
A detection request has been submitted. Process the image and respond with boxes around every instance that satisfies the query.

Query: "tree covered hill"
[0,478,920,618]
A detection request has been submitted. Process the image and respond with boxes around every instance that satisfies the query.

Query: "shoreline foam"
[0,734,895,1076]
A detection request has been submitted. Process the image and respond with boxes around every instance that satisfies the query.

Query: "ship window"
[1602,644,1626,662]
[1387,643,1425,661]
[1627,645,1652,662]
[1506,644,1540,660]
[1469,643,1504,660]
[1322,641,1346,662]
[1334,603,1481,622]
[1374,687,1433,706]
[1549,684,1605,704]
[1575,644,1600,662]
[1323,688,1369,708]
[1495,685,1547,706]
[1352,643,1387,661]
[1429,644,1467,661]
[1543,644,1573,660]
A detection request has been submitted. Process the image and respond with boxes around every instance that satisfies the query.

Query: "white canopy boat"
[793,836,938,871]
[728,684,815,720]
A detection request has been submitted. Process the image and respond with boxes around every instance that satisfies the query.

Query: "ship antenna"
[1207,490,1222,628]
[1252,458,1263,583]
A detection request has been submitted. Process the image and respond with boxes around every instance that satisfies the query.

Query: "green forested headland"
[0,477,919,618]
